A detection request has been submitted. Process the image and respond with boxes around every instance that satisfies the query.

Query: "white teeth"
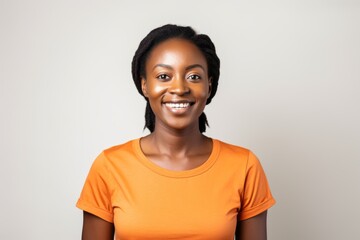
[165,103,190,108]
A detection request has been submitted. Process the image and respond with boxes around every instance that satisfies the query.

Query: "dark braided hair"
[131,24,220,133]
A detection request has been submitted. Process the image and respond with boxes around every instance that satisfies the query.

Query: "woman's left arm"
[235,210,267,240]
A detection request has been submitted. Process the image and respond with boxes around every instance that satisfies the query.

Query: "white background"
[1,0,359,239]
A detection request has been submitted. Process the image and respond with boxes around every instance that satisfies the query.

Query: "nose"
[168,77,190,95]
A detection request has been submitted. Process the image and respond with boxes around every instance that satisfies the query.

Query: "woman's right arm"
[81,211,114,240]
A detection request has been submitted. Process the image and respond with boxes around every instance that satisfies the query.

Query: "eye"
[187,74,201,81]
[157,74,170,81]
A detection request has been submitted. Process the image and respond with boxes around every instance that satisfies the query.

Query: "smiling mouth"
[164,102,191,109]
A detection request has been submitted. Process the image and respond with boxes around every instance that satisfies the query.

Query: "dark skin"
[235,211,267,240]
[81,38,268,240]
[82,212,114,240]
[139,38,213,171]
[82,210,267,240]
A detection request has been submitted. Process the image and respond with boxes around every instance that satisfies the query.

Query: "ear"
[141,77,148,97]
[207,77,212,98]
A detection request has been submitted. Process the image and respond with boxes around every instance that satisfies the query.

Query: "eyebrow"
[152,64,173,70]
[152,63,206,71]
[186,64,205,71]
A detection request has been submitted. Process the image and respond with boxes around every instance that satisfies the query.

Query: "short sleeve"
[238,151,276,221]
[76,152,114,223]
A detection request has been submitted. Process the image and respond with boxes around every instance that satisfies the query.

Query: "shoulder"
[92,138,139,167]
[215,139,253,160]
[102,138,138,157]
[214,139,264,171]
[84,138,141,183]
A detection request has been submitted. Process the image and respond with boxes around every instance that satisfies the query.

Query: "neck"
[147,123,206,156]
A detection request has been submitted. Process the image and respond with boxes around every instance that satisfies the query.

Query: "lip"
[162,99,195,104]
[162,100,194,114]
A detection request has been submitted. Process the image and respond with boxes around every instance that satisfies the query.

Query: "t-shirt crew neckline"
[133,138,220,178]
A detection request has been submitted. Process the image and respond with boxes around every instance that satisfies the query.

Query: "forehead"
[145,38,207,68]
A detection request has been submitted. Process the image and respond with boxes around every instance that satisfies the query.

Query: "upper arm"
[235,210,267,240]
[82,211,114,240]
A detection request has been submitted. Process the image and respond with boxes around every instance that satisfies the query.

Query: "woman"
[77,24,275,240]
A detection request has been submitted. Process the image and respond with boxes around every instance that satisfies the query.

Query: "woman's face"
[141,38,211,132]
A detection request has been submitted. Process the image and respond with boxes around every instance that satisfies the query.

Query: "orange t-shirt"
[76,138,275,239]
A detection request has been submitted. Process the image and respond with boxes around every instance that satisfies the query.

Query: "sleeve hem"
[238,197,276,221]
[76,200,114,223]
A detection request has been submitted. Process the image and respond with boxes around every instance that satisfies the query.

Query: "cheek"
[147,82,167,97]
[194,85,210,99]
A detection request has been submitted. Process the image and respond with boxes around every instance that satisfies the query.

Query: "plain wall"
[1,0,359,239]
